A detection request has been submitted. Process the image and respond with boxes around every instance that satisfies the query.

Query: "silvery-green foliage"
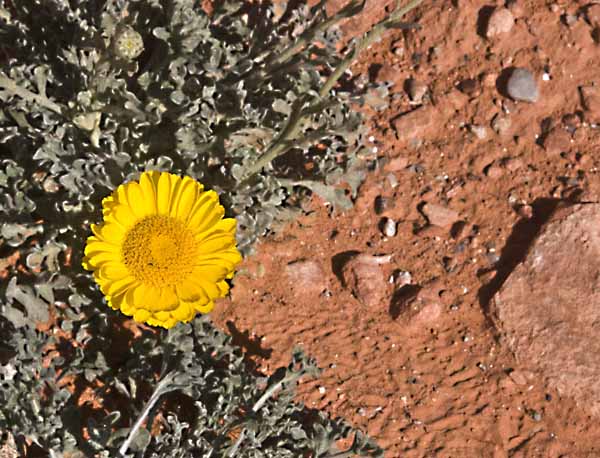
[0,314,383,457]
[0,0,368,256]
[0,0,382,455]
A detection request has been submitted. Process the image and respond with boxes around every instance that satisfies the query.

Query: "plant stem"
[269,0,363,68]
[225,363,310,457]
[0,73,64,116]
[118,372,175,457]
[319,0,424,97]
[240,0,424,181]
[237,95,308,182]
[225,376,289,457]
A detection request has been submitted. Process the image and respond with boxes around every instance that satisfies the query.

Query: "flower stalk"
[239,0,424,182]
[118,372,177,457]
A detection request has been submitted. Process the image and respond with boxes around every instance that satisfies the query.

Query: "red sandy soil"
[213,0,600,456]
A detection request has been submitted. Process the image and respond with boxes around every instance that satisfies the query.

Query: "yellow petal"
[176,280,208,302]
[197,232,236,255]
[213,218,237,235]
[190,277,221,300]
[171,301,194,322]
[107,291,131,312]
[116,184,129,205]
[101,275,136,297]
[139,171,159,214]
[124,283,148,308]
[191,265,229,283]
[191,299,214,314]
[84,239,120,255]
[163,318,177,328]
[146,314,177,329]
[124,181,150,218]
[157,172,177,215]
[195,208,225,235]
[126,285,156,312]
[156,286,179,310]
[91,222,125,243]
[133,309,151,323]
[82,250,120,269]
[98,263,130,280]
[187,190,220,229]
[172,177,201,221]
[153,310,171,322]
[216,280,230,297]
[101,193,116,210]
[106,204,137,228]
[195,248,242,270]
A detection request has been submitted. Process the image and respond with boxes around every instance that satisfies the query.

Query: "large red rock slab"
[492,204,600,417]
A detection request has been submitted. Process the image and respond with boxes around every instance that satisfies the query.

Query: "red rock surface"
[493,204,600,417]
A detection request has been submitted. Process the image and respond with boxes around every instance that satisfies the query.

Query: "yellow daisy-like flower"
[82,171,242,329]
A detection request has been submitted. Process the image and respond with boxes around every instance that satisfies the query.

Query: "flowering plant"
[0,0,422,455]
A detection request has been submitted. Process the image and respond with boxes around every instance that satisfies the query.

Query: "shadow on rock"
[477,197,563,317]
[495,66,518,99]
[476,5,496,38]
[389,284,421,320]
[331,250,361,286]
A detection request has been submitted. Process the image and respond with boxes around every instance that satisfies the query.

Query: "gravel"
[506,68,539,103]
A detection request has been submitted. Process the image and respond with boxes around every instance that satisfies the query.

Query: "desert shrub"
[0,315,383,457]
[0,0,370,255]
[0,0,421,455]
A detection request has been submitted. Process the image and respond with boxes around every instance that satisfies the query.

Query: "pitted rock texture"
[493,204,600,417]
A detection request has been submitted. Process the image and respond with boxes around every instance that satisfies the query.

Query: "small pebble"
[486,8,515,37]
[393,45,405,57]
[562,113,581,132]
[506,68,539,103]
[517,204,533,219]
[386,173,398,188]
[458,78,480,96]
[469,124,488,139]
[406,78,428,104]
[285,260,327,297]
[563,14,577,26]
[491,113,512,135]
[485,162,504,179]
[528,409,542,422]
[382,217,397,237]
[422,203,459,228]
[394,270,412,288]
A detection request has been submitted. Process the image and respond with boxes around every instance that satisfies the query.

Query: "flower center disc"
[122,215,197,287]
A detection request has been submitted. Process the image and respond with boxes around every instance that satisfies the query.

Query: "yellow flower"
[82,171,242,328]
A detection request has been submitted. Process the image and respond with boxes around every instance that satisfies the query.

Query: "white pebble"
[382,218,397,237]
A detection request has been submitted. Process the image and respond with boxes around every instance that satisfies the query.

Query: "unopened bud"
[113,26,144,60]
